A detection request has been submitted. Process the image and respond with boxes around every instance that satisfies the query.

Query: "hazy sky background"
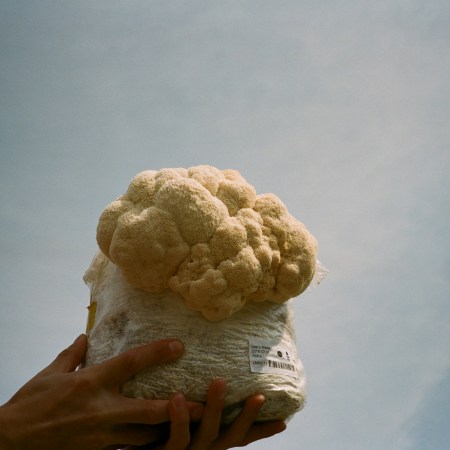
[1,1,449,449]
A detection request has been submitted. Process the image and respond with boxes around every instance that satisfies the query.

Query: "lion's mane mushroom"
[96,165,317,321]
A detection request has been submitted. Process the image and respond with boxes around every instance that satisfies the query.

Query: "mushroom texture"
[96,165,317,321]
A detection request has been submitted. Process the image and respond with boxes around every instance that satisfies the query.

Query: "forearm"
[0,404,16,450]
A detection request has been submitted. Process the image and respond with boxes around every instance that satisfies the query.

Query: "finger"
[187,402,205,422]
[92,339,184,387]
[121,447,157,450]
[111,423,165,447]
[239,420,287,447]
[214,394,265,448]
[163,393,190,450]
[190,378,226,450]
[116,398,172,424]
[36,334,88,377]
[108,395,204,426]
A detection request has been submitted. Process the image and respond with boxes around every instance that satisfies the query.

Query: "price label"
[248,337,299,379]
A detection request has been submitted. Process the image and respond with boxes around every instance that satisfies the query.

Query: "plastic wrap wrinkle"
[84,252,306,423]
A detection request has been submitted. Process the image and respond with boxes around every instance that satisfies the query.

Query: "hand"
[126,379,286,450]
[184,379,286,449]
[0,335,203,450]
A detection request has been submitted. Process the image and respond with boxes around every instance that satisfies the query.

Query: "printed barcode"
[267,359,295,371]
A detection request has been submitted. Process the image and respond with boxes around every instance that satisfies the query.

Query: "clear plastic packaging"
[84,252,307,423]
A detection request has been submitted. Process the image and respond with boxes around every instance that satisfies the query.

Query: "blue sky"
[1,1,449,449]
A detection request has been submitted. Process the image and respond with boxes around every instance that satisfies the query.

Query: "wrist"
[0,404,17,450]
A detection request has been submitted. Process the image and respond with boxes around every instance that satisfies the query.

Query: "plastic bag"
[84,252,307,423]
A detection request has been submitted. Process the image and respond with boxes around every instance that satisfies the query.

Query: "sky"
[1,1,449,449]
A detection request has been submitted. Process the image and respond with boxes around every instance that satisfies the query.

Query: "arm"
[0,335,286,450]
[0,334,202,450]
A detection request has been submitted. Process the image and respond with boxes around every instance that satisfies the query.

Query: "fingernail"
[215,378,227,401]
[73,334,85,345]
[256,394,265,406]
[169,340,184,356]
[173,393,186,410]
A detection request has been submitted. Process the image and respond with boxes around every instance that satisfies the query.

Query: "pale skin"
[0,335,286,450]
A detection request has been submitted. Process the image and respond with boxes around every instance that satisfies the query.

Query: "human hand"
[0,334,203,450]
[183,378,286,449]
[124,378,287,450]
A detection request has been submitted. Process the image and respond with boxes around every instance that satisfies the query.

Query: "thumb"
[37,334,88,377]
